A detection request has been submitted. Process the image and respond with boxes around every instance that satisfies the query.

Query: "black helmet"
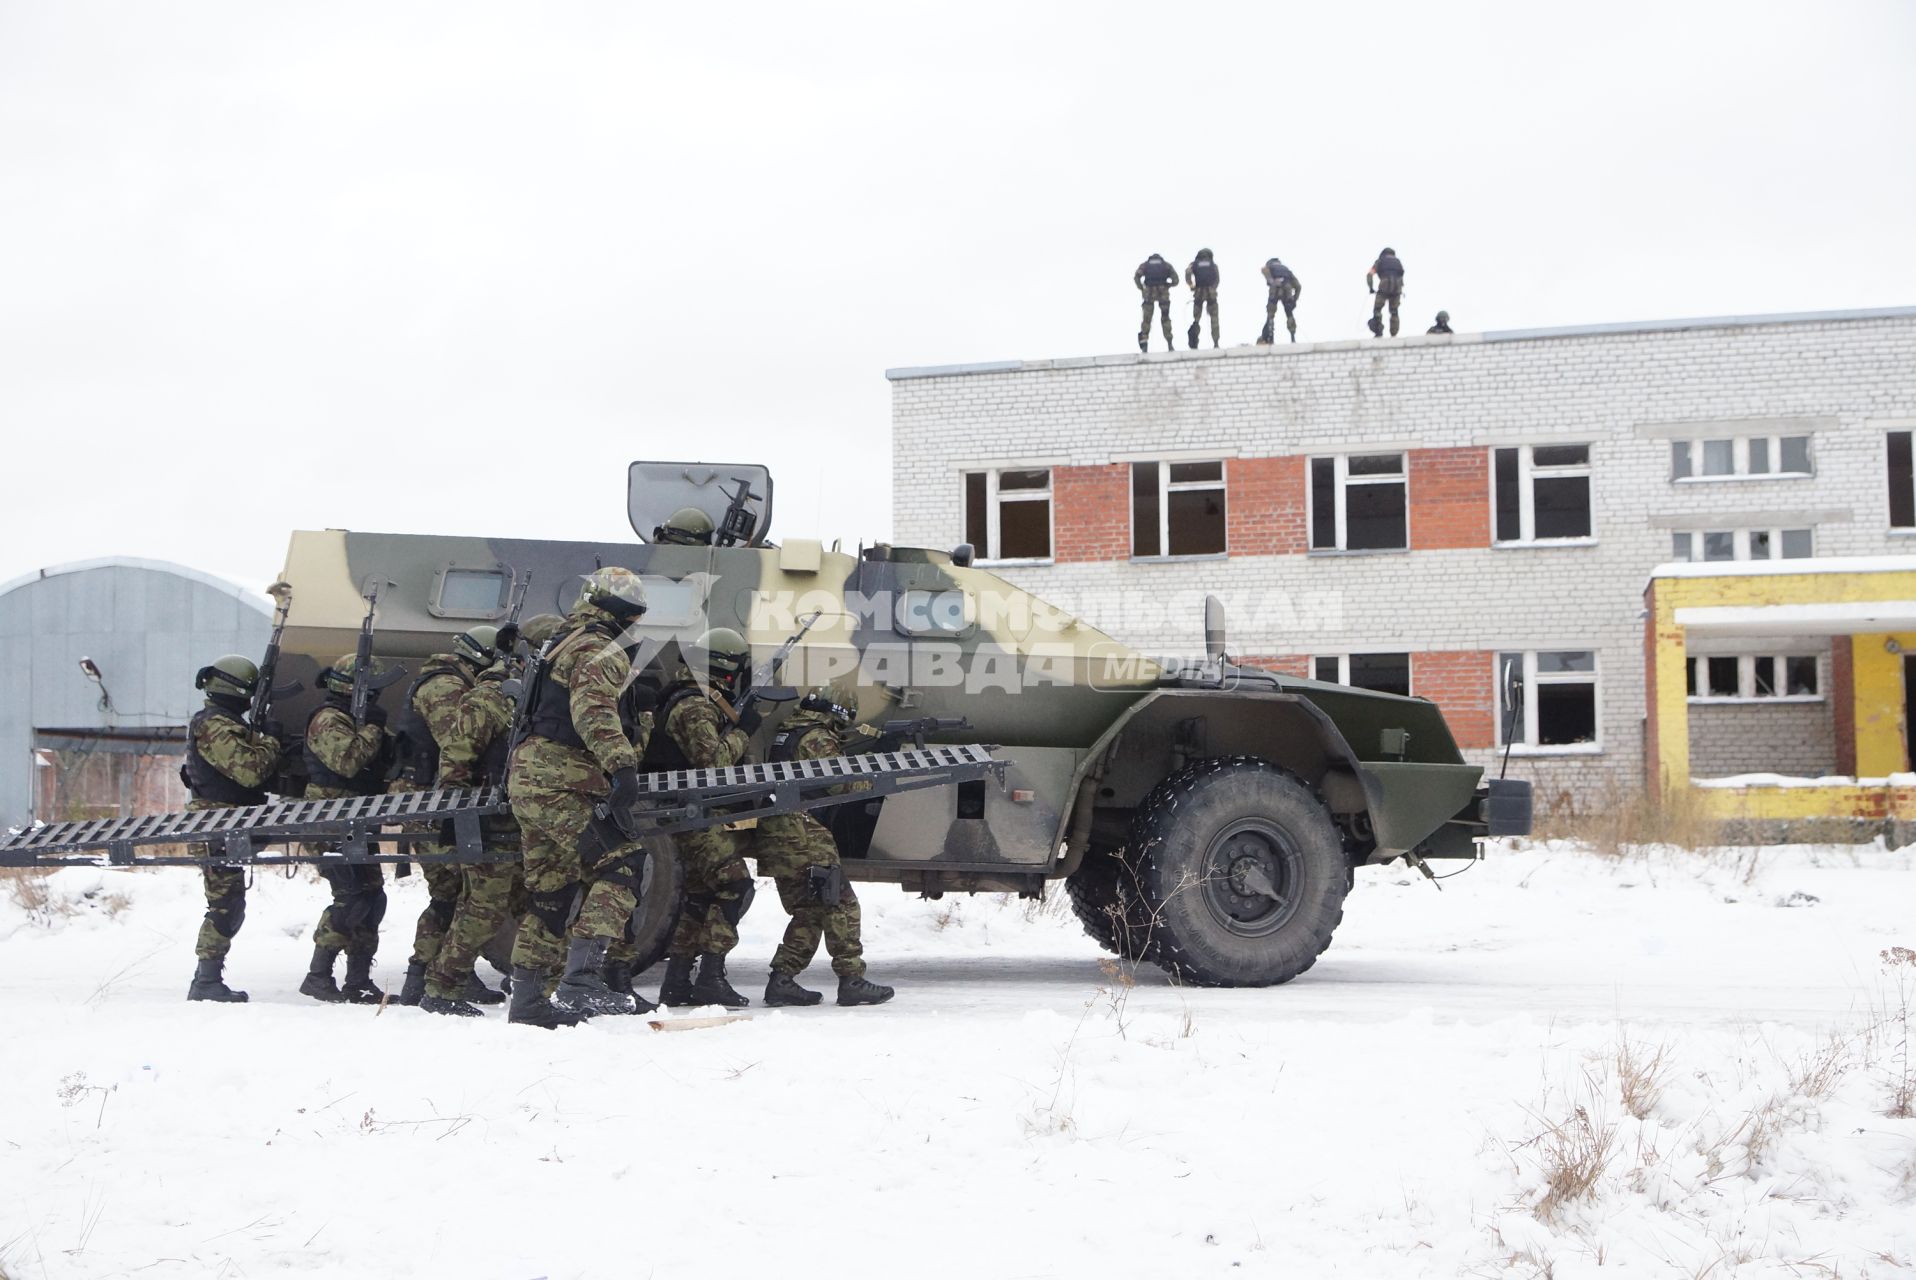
[1196,248,1214,262]
[1436,310,1450,324]
[1147,252,1164,261]
[1381,246,1396,257]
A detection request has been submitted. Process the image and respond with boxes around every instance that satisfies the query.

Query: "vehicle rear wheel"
[1131,757,1350,987]
[1065,846,1159,961]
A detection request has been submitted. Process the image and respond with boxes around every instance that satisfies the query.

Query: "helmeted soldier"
[299,655,394,1004]
[756,688,894,1008]
[653,507,716,546]
[1366,247,1405,338]
[1259,257,1303,344]
[505,571,656,1027]
[418,613,569,1017]
[179,655,285,1002]
[1184,249,1221,350]
[390,624,503,1008]
[1133,253,1179,353]
[1427,310,1453,335]
[649,626,764,1010]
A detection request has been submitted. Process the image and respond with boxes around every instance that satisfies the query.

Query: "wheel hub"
[1201,821,1302,938]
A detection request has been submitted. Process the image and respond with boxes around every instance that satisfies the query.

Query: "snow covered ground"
[2,841,1913,1279]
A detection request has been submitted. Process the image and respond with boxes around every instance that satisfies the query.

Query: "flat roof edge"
[885,304,1916,381]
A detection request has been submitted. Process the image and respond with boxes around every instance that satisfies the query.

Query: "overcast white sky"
[2,1,1913,593]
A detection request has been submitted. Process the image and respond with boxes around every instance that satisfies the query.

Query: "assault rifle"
[350,579,407,727]
[731,610,824,723]
[877,716,970,749]
[493,573,531,656]
[249,581,304,731]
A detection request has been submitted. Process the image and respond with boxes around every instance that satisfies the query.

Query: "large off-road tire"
[1065,847,1160,961]
[474,837,686,976]
[1131,757,1350,987]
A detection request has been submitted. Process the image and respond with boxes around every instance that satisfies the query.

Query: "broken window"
[1671,432,1814,481]
[1497,650,1599,749]
[1311,653,1411,696]
[963,468,1052,561]
[1131,460,1226,558]
[1309,453,1407,551]
[1492,445,1592,543]
[1668,527,1813,562]
[1688,653,1821,701]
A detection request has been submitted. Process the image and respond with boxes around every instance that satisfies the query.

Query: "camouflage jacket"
[410,657,477,782]
[441,677,513,787]
[303,703,387,798]
[758,716,842,846]
[544,605,648,775]
[663,687,748,770]
[190,701,281,791]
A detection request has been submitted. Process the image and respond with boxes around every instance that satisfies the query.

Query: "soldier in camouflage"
[757,689,894,1008]
[1184,248,1220,350]
[299,655,394,1004]
[1133,253,1179,353]
[389,624,504,1008]
[417,613,566,1017]
[1259,257,1302,344]
[1366,247,1405,338]
[652,506,715,546]
[179,654,285,1002]
[505,572,655,1027]
[650,627,764,1010]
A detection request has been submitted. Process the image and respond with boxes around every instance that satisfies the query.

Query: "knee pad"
[718,877,757,927]
[425,895,458,932]
[528,885,579,937]
[209,886,246,936]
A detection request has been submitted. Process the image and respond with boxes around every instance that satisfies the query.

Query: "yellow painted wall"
[1850,633,1915,776]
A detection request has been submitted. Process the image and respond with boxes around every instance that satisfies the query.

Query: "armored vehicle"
[267,462,1530,987]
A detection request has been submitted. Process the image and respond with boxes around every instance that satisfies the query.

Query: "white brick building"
[887,307,1916,813]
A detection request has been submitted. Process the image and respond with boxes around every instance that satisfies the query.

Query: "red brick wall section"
[1832,635,1856,776]
[1237,655,1311,678]
[1226,456,1307,557]
[1413,650,1495,750]
[1409,447,1489,551]
[1051,464,1132,563]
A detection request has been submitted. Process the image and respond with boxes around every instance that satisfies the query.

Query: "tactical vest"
[768,720,836,765]
[1375,255,1404,279]
[1190,260,1219,288]
[475,695,514,784]
[180,706,270,806]
[522,620,622,751]
[639,684,713,772]
[302,702,388,795]
[1140,259,1176,287]
[391,658,472,785]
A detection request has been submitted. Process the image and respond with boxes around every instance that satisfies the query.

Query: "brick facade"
[890,309,1916,810]
[1411,650,1496,750]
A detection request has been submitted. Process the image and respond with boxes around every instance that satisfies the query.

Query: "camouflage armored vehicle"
[268,462,1531,987]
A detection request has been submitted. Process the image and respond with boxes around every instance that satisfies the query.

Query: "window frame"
[1491,444,1596,547]
[1685,653,1823,704]
[1890,430,1916,531]
[1496,649,1601,754]
[1310,651,1413,695]
[1130,459,1228,560]
[1307,452,1409,553]
[1671,433,1814,483]
[1669,527,1814,562]
[962,468,1054,565]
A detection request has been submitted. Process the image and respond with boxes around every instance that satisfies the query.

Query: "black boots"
[187,956,247,1003]
[1136,333,1148,354]
[1368,314,1384,338]
[658,955,697,1008]
[553,937,646,1017]
[689,953,749,1009]
[398,960,427,1006]
[837,975,896,1007]
[602,957,634,997]
[764,971,822,1007]
[419,993,483,1017]
[1187,322,1199,350]
[341,951,383,1004]
[463,973,506,1006]
[507,965,583,1029]
[299,946,344,1002]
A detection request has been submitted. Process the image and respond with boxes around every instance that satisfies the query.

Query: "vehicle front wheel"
[1131,757,1350,987]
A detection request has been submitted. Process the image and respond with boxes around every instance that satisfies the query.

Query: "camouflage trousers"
[508,780,640,975]
[1372,282,1401,336]
[1266,287,1299,335]
[757,819,865,979]
[425,859,524,1000]
[186,800,247,961]
[1189,285,1219,346]
[313,864,387,956]
[665,824,753,959]
[408,858,463,966]
[1138,285,1174,345]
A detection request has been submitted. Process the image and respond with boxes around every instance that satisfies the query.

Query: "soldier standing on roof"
[298,656,394,1004]
[1366,247,1405,338]
[1133,253,1179,353]
[1184,248,1221,349]
[179,655,286,1003]
[1259,256,1302,344]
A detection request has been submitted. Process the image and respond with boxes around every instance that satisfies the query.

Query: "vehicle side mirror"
[1203,594,1227,663]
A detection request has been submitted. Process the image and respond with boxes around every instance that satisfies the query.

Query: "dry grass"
[1880,947,1915,1118]
[1534,782,1721,855]
[2,867,132,927]
[1527,1098,1618,1223]
[1614,1033,1671,1121]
